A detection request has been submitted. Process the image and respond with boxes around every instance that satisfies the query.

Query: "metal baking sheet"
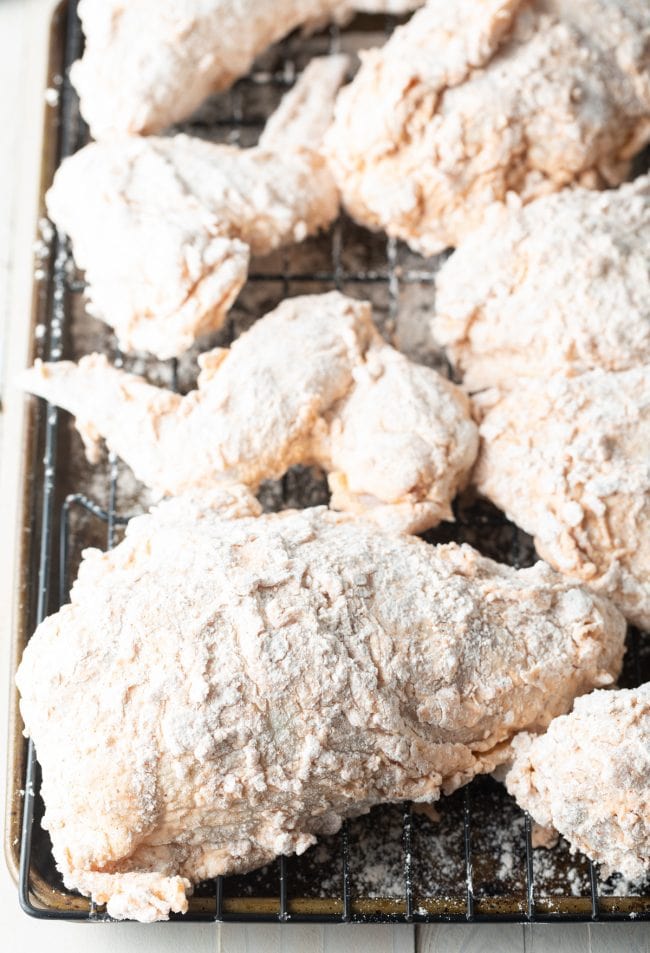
[5,0,650,923]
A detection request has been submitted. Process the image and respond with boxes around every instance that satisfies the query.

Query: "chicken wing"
[22,292,478,534]
[325,0,650,254]
[432,176,650,391]
[71,0,423,138]
[504,684,650,880]
[473,368,650,629]
[16,493,626,920]
[48,56,345,359]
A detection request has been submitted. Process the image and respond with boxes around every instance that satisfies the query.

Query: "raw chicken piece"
[22,292,478,534]
[325,0,650,254]
[71,0,424,138]
[48,53,345,360]
[259,54,350,151]
[16,493,626,921]
[473,368,650,629]
[504,685,650,880]
[432,176,650,390]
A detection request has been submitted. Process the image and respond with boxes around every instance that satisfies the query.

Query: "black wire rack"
[11,0,650,925]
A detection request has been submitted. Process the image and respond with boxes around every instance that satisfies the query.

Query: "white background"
[0,2,648,950]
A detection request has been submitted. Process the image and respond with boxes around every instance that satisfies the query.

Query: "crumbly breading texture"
[259,54,350,152]
[46,133,338,360]
[16,495,625,920]
[71,0,424,138]
[432,176,650,390]
[473,368,650,629]
[505,685,650,880]
[22,292,478,534]
[325,0,650,254]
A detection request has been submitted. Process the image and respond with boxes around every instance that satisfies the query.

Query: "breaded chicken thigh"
[16,494,625,920]
[22,292,478,534]
[432,176,650,390]
[47,57,346,359]
[504,684,650,880]
[325,0,650,253]
[473,368,650,629]
[71,0,423,138]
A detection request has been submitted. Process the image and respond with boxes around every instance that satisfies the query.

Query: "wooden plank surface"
[419,924,526,953]
[220,924,415,953]
[522,925,590,953]
[418,922,650,952]
[588,924,650,953]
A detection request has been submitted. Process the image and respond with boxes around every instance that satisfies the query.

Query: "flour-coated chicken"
[504,684,650,880]
[16,492,626,920]
[259,54,350,151]
[432,176,650,390]
[47,57,348,360]
[325,0,650,254]
[473,368,650,629]
[22,292,478,534]
[71,0,423,138]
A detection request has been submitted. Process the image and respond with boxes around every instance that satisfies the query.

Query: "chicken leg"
[16,494,626,920]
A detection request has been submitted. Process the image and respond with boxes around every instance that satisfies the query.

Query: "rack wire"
[13,0,650,924]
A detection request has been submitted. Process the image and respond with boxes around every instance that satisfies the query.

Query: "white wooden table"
[0,3,648,950]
